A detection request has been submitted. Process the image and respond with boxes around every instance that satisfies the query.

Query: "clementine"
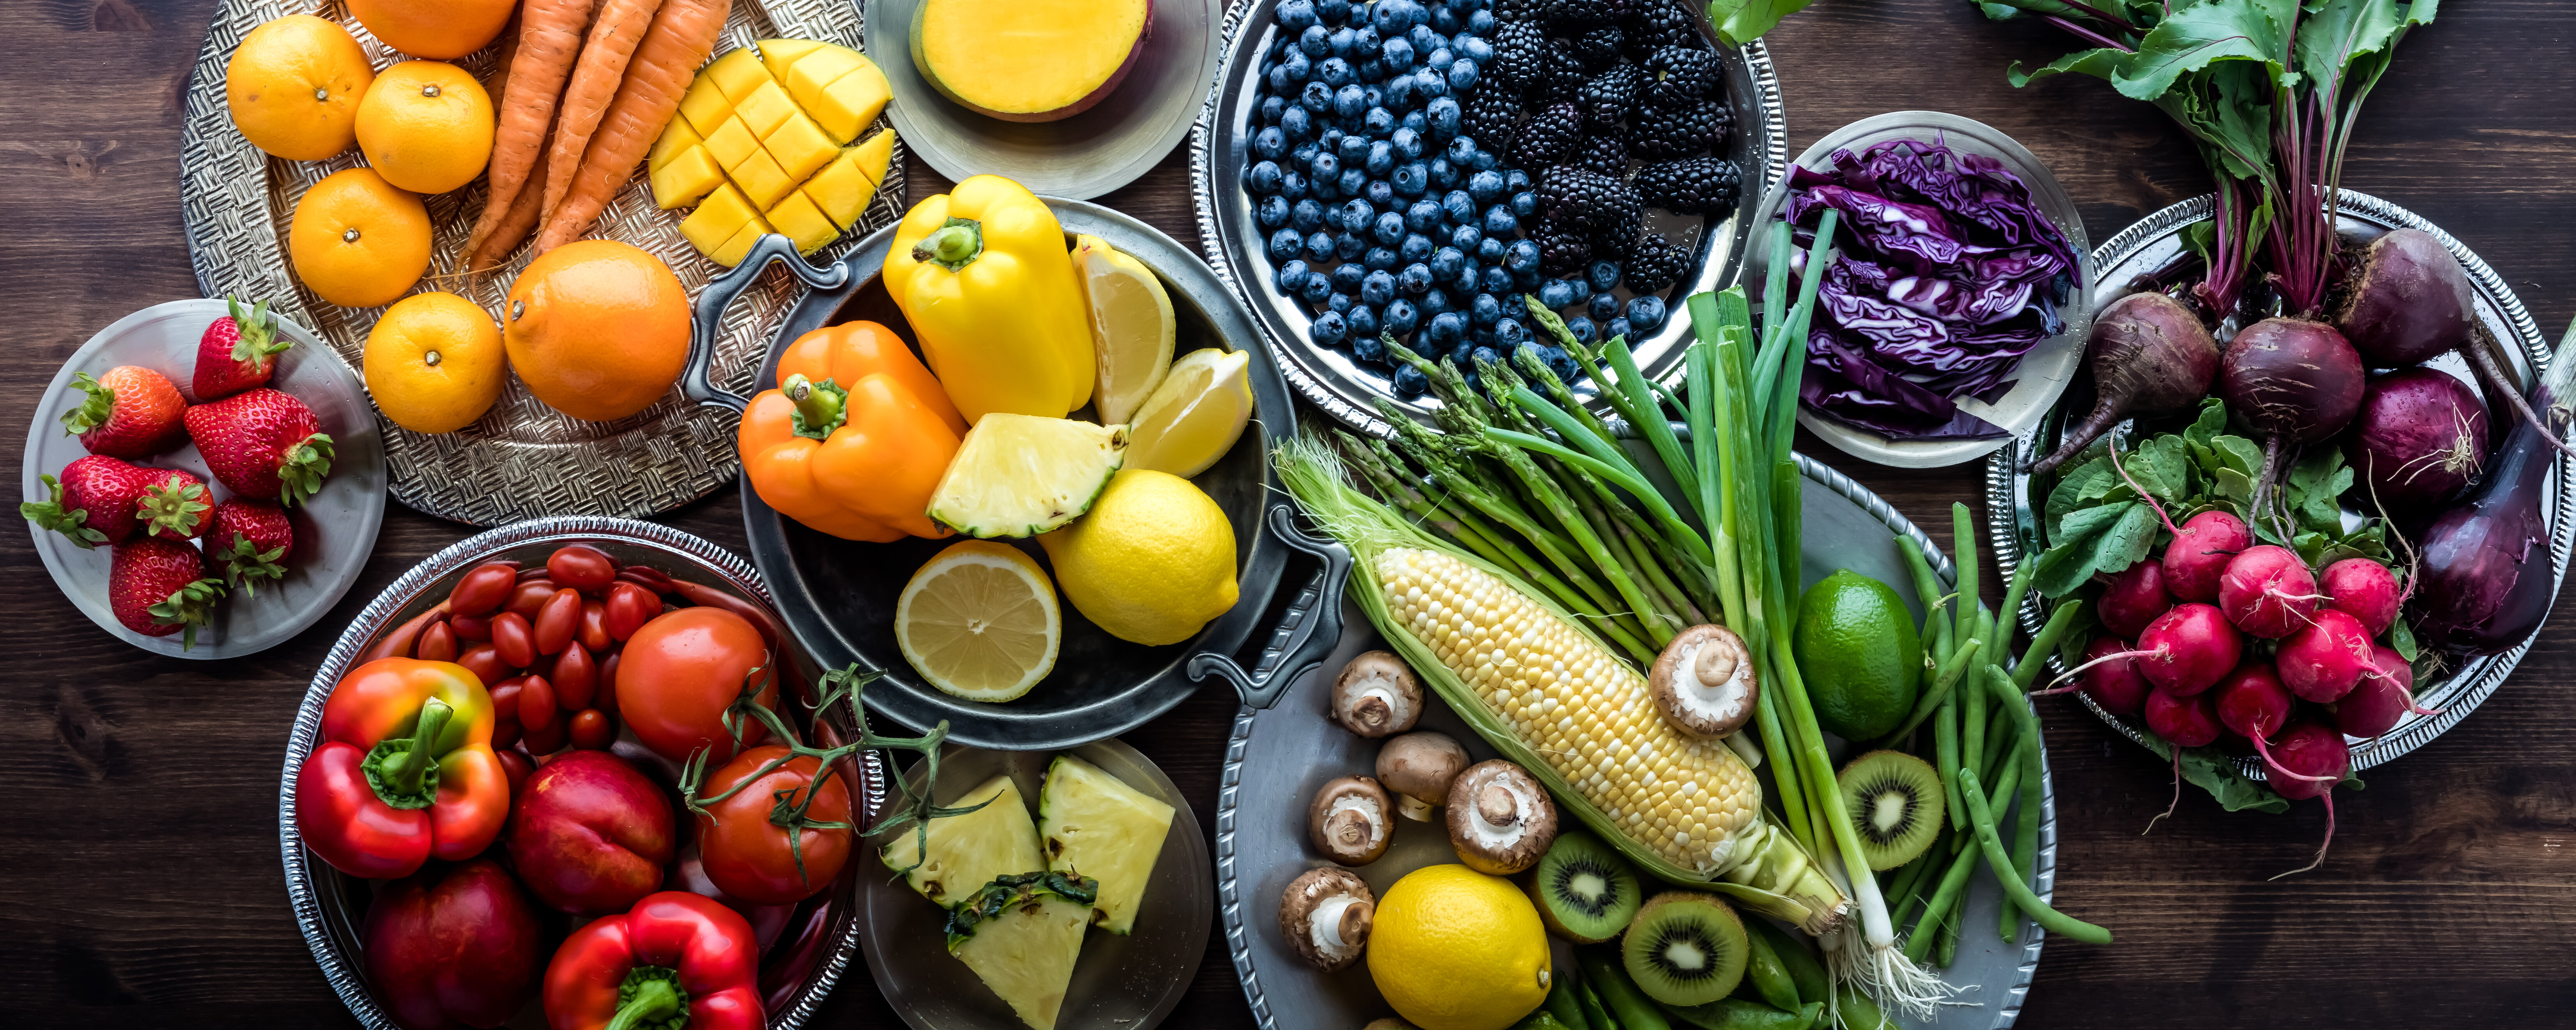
[349,0,514,60]
[356,61,495,195]
[224,15,374,161]
[289,167,432,309]
[365,293,506,433]
[504,241,692,422]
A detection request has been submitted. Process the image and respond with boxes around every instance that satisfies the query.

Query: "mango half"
[911,0,1150,122]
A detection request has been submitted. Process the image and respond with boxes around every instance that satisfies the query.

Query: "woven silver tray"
[1988,190,2572,776]
[181,0,905,525]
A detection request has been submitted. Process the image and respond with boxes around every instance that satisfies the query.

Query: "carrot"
[534,0,732,255]
[469,122,556,273]
[542,0,670,223]
[462,0,598,262]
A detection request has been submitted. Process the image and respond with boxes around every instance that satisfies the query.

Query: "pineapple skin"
[945,871,1099,1030]
[1038,753,1175,934]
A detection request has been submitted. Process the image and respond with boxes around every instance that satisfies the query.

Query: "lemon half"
[1122,348,1253,479]
[1075,234,1175,426]
[896,540,1061,702]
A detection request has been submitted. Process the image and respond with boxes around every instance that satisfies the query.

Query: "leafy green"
[2135,733,2291,815]
[1707,0,1815,46]
[2110,0,2294,103]
[2033,501,2160,598]
[2387,615,2419,662]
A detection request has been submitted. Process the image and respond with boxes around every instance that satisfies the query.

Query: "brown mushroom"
[1444,759,1557,874]
[1648,624,1759,740]
[1307,775,1395,866]
[1330,651,1422,737]
[1278,867,1375,971]
[1375,732,1470,821]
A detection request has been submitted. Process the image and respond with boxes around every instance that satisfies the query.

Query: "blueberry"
[1329,25,1357,56]
[1294,138,1323,165]
[1268,63,1298,94]
[1281,51,1313,83]
[1449,339,1478,367]
[1587,261,1621,293]
[1352,23,1379,50]
[1260,95,1287,126]
[1470,292,1502,326]
[1458,35,1493,64]
[1494,317,1525,347]
[1332,262,1366,291]
[1467,169,1506,202]
[1447,60,1479,91]
[1297,268,1333,301]
[1362,141,1396,178]
[1430,245,1465,279]
[1301,80,1334,113]
[1310,151,1340,183]
[1480,205,1517,236]
[1311,309,1348,346]
[1391,126,1424,160]
[1361,269,1398,305]
[1304,231,1336,261]
[1364,179,1397,208]
[1282,0,1319,29]
[1509,190,1537,218]
[1588,291,1619,320]
[1254,126,1288,161]
[1413,68,1448,101]
[1426,157,1458,191]
[1256,195,1291,228]
[1247,160,1284,194]
[1371,1,1407,34]
[1477,236,1506,264]
[1481,265,1514,294]
[1325,58,1360,89]
[1327,292,1354,315]
[1300,24,1331,57]
[1398,262,1433,294]
[1346,304,1380,339]
[1364,106,1397,137]
[1402,109,1428,135]
[1318,0,1351,23]
[1422,46,1454,76]
[1391,363,1429,397]
[1339,197,1374,230]
[1275,259,1311,291]
[1467,9,1495,35]
[1391,162,1428,197]
[1357,58,1387,83]
[1430,5,1460,34]
[1383,73,1417,109]
[1507,239,1543,275]
[1292,198,1326,232]
[1513,265,1542,290]
[1605,317,1632,340]
[1405,199,1444,232]
[1336,231,1366,259]
[1470,147,1500,172]
[1384,298,1421,334]
[1427,97,1462,138]
[1280,105,1313,140]
[1437,188,1471,223]
[1451,222,1483,251]
[1626,295,1667,331]
[1452,260,1483,292]
[1538,278,1575,308]
[1419,287,1452,315]
[1399,233,1435,262]
[1565,315,1597,343]
[1428,311,1467,344]
[1408,24,1441,55]
[1544,346,1579,383]
[1360,245,1397,272]
[1506,168,1532,193]
[1380,37,1416,70]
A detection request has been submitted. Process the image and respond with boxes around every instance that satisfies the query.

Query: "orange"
[224,15,374,161]
[504,241,692,422]
[289,167,432,309]
[365,292,506,433]
[356,61,495,195]
[349,0,514,60]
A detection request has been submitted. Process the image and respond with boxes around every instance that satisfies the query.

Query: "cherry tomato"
[695,746,853,904]
[579,600,612,653]
[496,748,535,799]
[505,580,557,622]
[490,716,522,752]
[518,675,558,732]
[450,613,493,642]
[602,582,661,642]
[552,642,597,709]
[488,677,525,723]
[448,562,519,618]
[522,717,567,757]
[597,651,621,718]
[416,621,459,663]
[617,607,776,764]
[547,544,618,593]
[492,612,535,669]
[616,565,679,595]
[533,589,582,656]
[568,709,613,750]
[457,644,509,688]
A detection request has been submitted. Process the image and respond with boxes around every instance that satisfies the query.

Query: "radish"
[2343,368,2490,511]
[2275,608,2376,703]
[2333,229,2576,464]
[2264,721,2351,878]
[2161,509,2249,602]
[2139,684,2221,833]
[2050,603,2241,697]
[2319,558,2399,637]
[2333,644,2435,739]
[2216,545,2324,639]
[2211,661,2333,787]
[2097,560,2174,640]
[2217,317,2367,525]
[2075,636,2151,716]
[2030,292,2222,476]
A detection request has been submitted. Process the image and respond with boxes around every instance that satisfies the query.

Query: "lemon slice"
[927,414,1128,538]
[1123,348,1253,479]
[1075,234,1176,425]
[896,540,1061,702]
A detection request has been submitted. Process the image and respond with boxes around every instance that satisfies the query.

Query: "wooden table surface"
[7,1,2574,1027]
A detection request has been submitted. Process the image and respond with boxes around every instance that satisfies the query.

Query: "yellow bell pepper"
[883,176,1093,423]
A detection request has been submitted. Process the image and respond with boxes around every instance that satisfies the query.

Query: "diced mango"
[757,37,828,70]
[764,112,840,184]
[650,119,703,172]
[795,58,891,143]
[784,44,867,96]
[709,217,778,268]
[652,145,726,209]
[765,191,839,254]
[731,148,796,210]
[679,182,762,261]
[679,74,733,137]
[700,117,761,172]
[705,48,774,103]
[849,127,896,186]
[734,80,799,139]
[804,128,897,228]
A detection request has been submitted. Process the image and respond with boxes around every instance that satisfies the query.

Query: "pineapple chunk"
[649,119,703,171]
[880,775,1046,908]
[765,191,838,254]
[945,872,1097,1030]
[704,47,773,103]
[756,37,828,70]
[699,117,761,173]
[1038,753,1174,935]
[708,218,776,268]
[763,111,840,184]
[800,60,893,144]
[679,182,762,259]
[730,147,796,209]
[678,73,733,136]
[651,145,726,209]
[734,80,799,139]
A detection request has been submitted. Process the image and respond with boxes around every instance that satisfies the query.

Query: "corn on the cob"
[1376,546,1761,873]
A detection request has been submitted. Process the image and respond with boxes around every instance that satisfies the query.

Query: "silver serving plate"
[1191,0,1789,436]
[181,0,905,525]
[1987,190,2572,775]
[280,516,884,1030]
[856,739,1213,1030]
[1221,456,2057,1029]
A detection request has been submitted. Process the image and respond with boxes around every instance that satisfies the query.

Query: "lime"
[1792,570,1921,741]
[1368,865,1552,1030]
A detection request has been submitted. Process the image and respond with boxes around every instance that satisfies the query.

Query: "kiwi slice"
[1621,892,1748,1006]
[1837,750,1945,871]
[1529,831,1642,943]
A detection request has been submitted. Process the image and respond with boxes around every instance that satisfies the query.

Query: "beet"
[2211,661,2330,787]
[2333,644,2431,739]
[2143,686,2222,747]
[2319,558,2400,638]
[2097,560,2175,640]
[2333,228,2477,368]
[2344,367,2489,510]
[2218,317,2367,519]
[2030,292,2222,475]
[2161,509,2249,602]
[2130,603,2242,696]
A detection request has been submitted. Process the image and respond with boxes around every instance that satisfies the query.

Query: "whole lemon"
[365,292,505,433]
[503,240,691,422]
[289,167,432,309]
[1368,865,1552,1030]
[355,60,495,195]
[225,14,374,161]
[1037,470,1238,646]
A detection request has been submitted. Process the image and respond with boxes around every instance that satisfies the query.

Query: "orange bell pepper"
[777,321,967,437]
[736,321,961,541]
[739,390,905,542]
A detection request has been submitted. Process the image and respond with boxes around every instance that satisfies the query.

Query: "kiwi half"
[1621,892,1748,1006]
[1837,750,1945,870]
[1529,831,1642,943]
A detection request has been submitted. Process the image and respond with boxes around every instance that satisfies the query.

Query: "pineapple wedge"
[945,872,1098,1030]
[927,415,1128,539]
[880,775,1045,908]
[1038,754,1175,934]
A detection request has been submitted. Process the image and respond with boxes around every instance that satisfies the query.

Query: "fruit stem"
[783,374,849,440]
[605,968,687,1030]
[913,218,985,272]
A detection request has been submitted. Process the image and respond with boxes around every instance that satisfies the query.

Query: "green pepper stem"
[379,698,452,798]
[783,374,847,439]
[913,218,985,271]
[606,970,686,1030]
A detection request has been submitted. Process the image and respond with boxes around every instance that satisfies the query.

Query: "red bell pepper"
[295,658,505,879]
[544,891,762,1030]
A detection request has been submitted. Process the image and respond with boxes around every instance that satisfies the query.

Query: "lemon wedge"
[1074,234,1176,426]
[1122,348,1254,479]
[896,540,1061,702]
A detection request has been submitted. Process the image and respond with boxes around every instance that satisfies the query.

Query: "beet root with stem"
[2335,228,2477,368]
[2219,317,2367,528]
[2030,292,2222,476]
[2344,367,2489,512]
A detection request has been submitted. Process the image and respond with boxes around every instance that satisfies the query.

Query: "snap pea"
[1744,918,1827,1009]
[1735,923,1798,1012]
[1515,1011,1579,1030]
[1664,998,1817,1030]
[1960,769,2113,944]
[1547,963,1593,1030]
[1580,948,1672,1030]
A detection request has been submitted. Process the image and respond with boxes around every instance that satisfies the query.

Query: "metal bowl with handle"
[676,205,1352,749]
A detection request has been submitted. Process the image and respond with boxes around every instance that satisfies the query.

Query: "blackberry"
[1463,89,1523,152]
[1627,0,1695,53]
[1488,20,1548,96]
[1635,157,1743,214]
[1576,133,1627,176]
[1623,230,1686,292]
[1536,41,1588,102]
[1573,27,1625,70]
[1644,46,1721,106]
[1537,165,1641,236]
[1511,101,1582,167]
[1540,229,1593,277]
[1579,64,1643,129]
[1493,0,1547,23]
[1544,0,1616,32]
[1629,97,1731,160]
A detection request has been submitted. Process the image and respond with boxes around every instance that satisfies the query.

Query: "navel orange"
[348,0,514,60]
[365,292,506,433]
[224,15,374,161]
[504,241,691,422]
[356,61,495,195]
[288,167,432,309]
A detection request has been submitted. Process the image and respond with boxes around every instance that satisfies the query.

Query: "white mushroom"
[1375,732,1471,821]
[1444,760,1557,875]
[1648,624,1759,740]
[1330,651,1422,737]
[1278,867,1375,971]
[1307,776,1395,866]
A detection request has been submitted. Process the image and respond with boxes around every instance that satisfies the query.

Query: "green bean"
[1664,999,1815,1030]
[1515,1011,1579,1030]
[1936,895,1965,967]
[1951,502,1980,644]
[2011,599,2090,690]
[1577,974,1621,1030]
[1744,918,1827,1008]
[1987,665,2048,942]
[1960,769,2112,944]
[1903,745,2027,962]
[1962,607,1992,787]
[1994,560,2034,659]
[1738,922,1798,1012]
[1935,693,1963,833]
[1545,965,1593,1030]
[1884,828,1947,928]
[1580,948,1672,1030]
[1874,633,1985,748]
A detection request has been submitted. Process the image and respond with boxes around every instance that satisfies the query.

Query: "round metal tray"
[279,516,886,1030]
[1222,456,2057,1030]
[1987,189,2571,776]
[181,0,905,525]
[1190,0,1789,437]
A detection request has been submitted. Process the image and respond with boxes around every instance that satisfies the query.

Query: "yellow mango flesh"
[804,128,896,227]
[804,62,893,143]
[756,37,828,69]
[912,0,1146,119]
[705,48,771,103]
[652,146,726,209]
[764,111,840,184]
[680,182,764,263]
[734,80,799,138]
[765,191,838,254]
[664,41,901,264]
[650,119,702,171]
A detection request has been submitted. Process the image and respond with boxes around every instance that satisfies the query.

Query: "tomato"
[505,580,556,622]
[488,676,524,723]
[602,581,661,642]
[447,562,519,618]
[505,750,675,915]
[450,613,493,642]
[496,748,534,799]
[457,643,509,687]
[579,599,613,652]
[617,607,776,764]
[518,675,558,732]
[522,716,567,757]
[533,588,582,655]
[547,544,618,592]
[416,620,458,663]
[492,612,535,669]
[491,717,522,751]
[695,745,853,904]
[552,641,597,709]
[597,651,621,718]
[568,708,613,750]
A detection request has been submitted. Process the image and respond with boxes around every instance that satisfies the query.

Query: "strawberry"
[193,296,294,400]
[19,455,149,548]
[133,467,214,541]
[207,498,294,596]
[110,537,225,650]
[60,365,188,458]
[183,388,335,506]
